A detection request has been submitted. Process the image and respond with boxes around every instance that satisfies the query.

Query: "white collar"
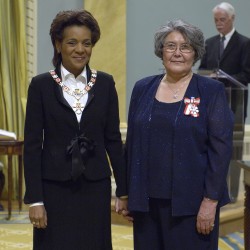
[60,64,87,82]
[221,28,235,40]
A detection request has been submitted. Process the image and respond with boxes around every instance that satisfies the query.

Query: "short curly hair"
[154,19,205,64]
[50,9,100,67]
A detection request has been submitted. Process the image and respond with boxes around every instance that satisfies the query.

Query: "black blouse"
[148,98,182,199]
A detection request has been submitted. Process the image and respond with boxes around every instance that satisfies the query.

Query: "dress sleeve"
[23,78,44,204]
[204,83,234,200]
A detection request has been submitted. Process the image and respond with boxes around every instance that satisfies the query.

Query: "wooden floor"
[219,198,244,236]
[0,197,244,237]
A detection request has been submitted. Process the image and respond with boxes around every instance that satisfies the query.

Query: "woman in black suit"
[23,9,127,250]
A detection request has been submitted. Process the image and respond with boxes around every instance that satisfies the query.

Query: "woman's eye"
[84,42,92,47]
[67,41,76,45]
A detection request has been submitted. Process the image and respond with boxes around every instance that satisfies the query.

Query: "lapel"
[84,65,95,109]
[208,35,220,62]
[184,74,198,98]
[174,74,200,126]
[215,35,221,58]
[53,67,72,109]
[51,65,96,128]
[52,65,95,110]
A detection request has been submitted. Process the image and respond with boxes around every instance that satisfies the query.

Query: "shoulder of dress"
[95,70,113,80]
[134,74,163,89]
[32,72,53,81]
[29,72,56,89]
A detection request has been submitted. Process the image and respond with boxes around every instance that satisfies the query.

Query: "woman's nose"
[75,43,84,52]
[173,48,182,55]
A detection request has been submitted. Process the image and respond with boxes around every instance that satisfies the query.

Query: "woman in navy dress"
[124,19,234,250]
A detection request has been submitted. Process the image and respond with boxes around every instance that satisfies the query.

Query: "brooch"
[184,97,200,117]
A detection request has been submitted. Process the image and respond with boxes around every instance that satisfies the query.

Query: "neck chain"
[49,69,97,115]
[165,73,192,99]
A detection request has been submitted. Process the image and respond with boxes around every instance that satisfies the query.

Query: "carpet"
[0,211,29,224]
[0,211,244,250]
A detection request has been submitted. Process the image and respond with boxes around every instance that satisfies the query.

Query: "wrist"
[203,197,218,204]
[118,195,128,200]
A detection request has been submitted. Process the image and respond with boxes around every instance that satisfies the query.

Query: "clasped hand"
[115,197,133,222]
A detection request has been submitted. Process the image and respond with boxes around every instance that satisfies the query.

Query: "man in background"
[199,2,250,203]
[199,2,250,84]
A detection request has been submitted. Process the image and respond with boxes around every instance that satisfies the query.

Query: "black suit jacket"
[199,30,250,85]
[24,66,127,203]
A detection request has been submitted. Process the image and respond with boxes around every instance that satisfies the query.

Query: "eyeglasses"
[163,43,194,53]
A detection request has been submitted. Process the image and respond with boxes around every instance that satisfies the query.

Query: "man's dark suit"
[23,66,127,204]
[199,30,250,84]
[199,30,250,202]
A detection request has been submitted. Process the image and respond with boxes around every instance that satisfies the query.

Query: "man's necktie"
[219,36,226,58]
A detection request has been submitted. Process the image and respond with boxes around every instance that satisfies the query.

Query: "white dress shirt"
[221,27,235,49]
[61,65,88,123]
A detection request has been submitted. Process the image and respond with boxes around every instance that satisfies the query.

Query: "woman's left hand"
[196,198,218,235]
[115,197,128,214]
[114,197,133,222]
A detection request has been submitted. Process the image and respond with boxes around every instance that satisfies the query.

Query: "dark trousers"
[133,198,220,250]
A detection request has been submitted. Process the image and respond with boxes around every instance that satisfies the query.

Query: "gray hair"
[154,19,205,64]
[212,2,235,18]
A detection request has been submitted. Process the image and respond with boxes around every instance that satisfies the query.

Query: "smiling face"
[214,8,234,35]
[162,31,195,78]
[56,25,92,77]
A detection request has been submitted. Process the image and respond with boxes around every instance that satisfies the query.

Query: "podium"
[198,69,247,197]
[235,160,250,249]
[197,69,247,160]
[198,69,249,248]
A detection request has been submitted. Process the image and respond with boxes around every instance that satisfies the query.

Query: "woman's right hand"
[196,198,217,235]
[121,209,134,222]
[29,205,47,229]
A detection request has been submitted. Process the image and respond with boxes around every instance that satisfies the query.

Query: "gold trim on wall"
[26,0,37,81]
[84,0,127,125]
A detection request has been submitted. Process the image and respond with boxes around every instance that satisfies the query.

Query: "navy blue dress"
[126,74,233,250]
[133,98,220,250]
[147,98,180,199]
